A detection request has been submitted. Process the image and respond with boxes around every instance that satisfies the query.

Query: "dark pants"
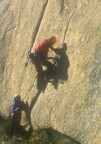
[30,53,53,78]
[41,59,53,77]
[10,113,21,137]
[10,114,30,137]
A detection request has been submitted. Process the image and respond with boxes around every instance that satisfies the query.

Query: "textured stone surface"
[0,0,101,144]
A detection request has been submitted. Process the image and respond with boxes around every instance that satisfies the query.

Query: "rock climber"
[29,36,57,79]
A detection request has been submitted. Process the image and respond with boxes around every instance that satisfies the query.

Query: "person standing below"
[10,94,27,137]
[29,36,57,80]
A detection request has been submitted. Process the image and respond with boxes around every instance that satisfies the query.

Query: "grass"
[0,114,51,144]
[0,115,80,144]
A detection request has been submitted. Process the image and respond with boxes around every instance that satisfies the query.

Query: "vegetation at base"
[0,114,80,144]
[0,115,11,143]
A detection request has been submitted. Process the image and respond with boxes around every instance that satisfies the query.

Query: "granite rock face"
[0,0,101,144]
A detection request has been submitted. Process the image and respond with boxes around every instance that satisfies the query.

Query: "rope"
[22,75,37,101]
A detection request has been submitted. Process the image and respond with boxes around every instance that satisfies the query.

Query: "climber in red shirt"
[30,36,57,79]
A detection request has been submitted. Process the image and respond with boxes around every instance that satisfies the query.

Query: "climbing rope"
[22,75,37,101]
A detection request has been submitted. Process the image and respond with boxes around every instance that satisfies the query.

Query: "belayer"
[29,36,57,80]
[10,94,28,137]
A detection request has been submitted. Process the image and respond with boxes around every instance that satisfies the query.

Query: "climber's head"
[14,94,21,102]
[48,36,57,45]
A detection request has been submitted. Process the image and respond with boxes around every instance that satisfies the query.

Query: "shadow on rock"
[33,127,81,144]
[50,43,70,89]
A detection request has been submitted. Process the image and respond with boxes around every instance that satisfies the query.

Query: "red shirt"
[32,39,51,57]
